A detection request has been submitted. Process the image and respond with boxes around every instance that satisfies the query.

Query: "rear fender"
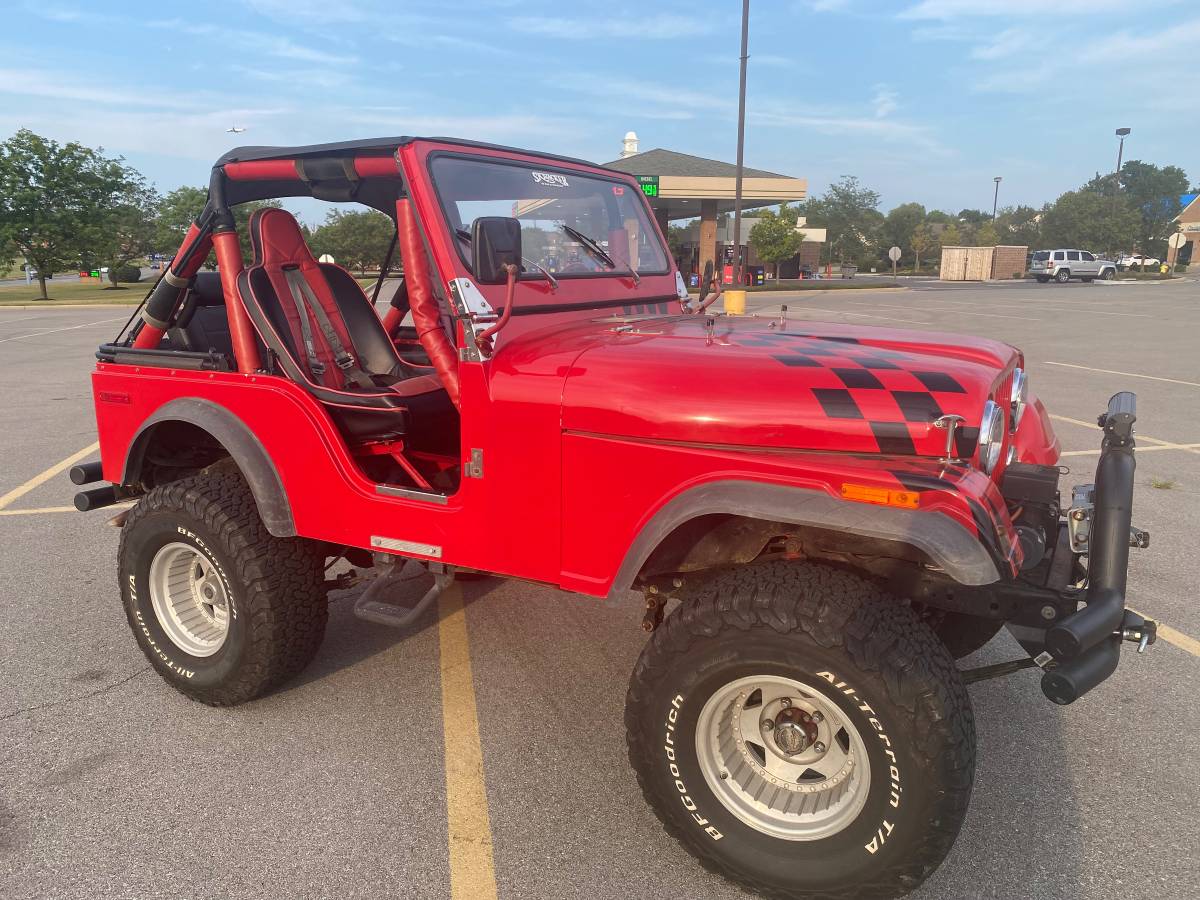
[122,397,295,536]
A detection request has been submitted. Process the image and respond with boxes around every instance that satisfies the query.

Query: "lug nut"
[810,711,823,723]
[813,742,826,754]
[780,698,791,708]
[762,719,774,731]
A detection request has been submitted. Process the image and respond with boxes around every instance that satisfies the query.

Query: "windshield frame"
[426,151,670,281]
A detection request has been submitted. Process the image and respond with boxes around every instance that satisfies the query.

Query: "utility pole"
[731,0,749,288]
[992,177,1002,221]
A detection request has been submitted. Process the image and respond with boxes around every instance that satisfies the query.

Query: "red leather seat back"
[246,208,362,390]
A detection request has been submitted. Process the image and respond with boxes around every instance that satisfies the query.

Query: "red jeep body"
[89,137,1060,600]
[77,136,1155,900]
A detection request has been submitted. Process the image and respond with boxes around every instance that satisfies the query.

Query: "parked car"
[1117,254,1160,270]
[1028,249,1117,283]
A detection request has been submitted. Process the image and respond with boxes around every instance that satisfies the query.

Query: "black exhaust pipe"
[1041,638,1120,705]
[69,460,104,485]
[74,486,118,511]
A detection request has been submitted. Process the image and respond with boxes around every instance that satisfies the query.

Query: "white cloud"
[900,0,1136,18]
[970,27,1043,61]
[871,84,898,118]
[751,108,948,156]
[509,13,714,39]
[0,68,187,110]
[147,20,357,66]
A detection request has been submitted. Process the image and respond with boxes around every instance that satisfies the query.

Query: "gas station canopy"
[603,148,807,221]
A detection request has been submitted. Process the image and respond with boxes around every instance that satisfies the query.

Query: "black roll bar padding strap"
[142,277,187,329]
[371,230,400,306]
[1041,636,1120,705]
[281,266,375,389]
[1045,392,1137,661]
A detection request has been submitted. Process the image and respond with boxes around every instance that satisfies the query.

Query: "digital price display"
[637,175,659,198]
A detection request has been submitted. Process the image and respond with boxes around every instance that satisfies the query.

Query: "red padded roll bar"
[395,198,459,407]
[212,230,262,373]
[132,223,213,349]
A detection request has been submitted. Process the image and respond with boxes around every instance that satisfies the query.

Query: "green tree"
[940,223,962,246]
[910,224,935,272]
[749,205,802,279]
[154,186,208,256]
[804,176,882,264]
[994,205,1042,248]
[925,210,953,225]
[879,202,925,263]
[975,222,1000,247]
[309,209,395,274]
[97,177,158,285]
[1041,189,1139,253]
[1119,160,1189,257]
[0,129,143,300]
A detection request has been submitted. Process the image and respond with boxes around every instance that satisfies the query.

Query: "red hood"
[554,314,1018,458]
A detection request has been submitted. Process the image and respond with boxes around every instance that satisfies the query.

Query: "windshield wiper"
[559,224,617,270]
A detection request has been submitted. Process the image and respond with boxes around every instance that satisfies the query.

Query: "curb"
[0,303,141,310]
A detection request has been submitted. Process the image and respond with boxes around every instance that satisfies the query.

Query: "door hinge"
[465,448,484,479]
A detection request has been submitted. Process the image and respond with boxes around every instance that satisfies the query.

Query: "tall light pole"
[1113,127,1131,260]
[1114,127,1131,179]
[731,0,749,288]
[992,176,1002,221]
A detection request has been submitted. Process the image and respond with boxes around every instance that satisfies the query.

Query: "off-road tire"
[118,470,327,705]
[626,562,975,900]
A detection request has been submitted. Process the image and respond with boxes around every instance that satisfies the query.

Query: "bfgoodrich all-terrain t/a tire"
[118,470,327,706]
[626,562,975,900]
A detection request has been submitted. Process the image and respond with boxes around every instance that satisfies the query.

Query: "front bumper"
[1038,391,1156,704]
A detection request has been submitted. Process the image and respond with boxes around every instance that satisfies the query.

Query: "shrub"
[112,264,141,283]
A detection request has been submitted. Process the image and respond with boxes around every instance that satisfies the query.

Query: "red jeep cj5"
[74,137,1156,899]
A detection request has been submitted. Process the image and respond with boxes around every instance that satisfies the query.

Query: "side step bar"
[353,561,453,629]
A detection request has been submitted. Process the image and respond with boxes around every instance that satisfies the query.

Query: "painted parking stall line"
[437,585,499,900]
[1044,361,1200,389]
[0,442,99,511]
[0,315,128,344]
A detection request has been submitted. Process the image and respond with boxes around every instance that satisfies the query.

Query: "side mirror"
[471,216,522,284]
[697,259,715,306]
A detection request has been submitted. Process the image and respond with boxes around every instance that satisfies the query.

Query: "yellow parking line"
[0,506,78,516]
[1130,609,1200,658]
[1060,443,1200,457]
[1050,416,1200,455]
[437,584,499,900]
[1044,361,1200,388]
[0,442,99,511]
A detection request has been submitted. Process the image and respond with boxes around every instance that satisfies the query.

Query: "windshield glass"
[430,156,668,277]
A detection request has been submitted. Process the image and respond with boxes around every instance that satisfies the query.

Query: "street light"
[1112,128,1131,261]
[1115,127,1131,179]
[992,176,1002,221]
[731,0,750,288]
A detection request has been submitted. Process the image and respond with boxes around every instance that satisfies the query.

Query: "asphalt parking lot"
[2,278,1199,900]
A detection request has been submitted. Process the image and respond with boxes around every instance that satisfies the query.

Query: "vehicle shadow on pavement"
[916,638,1085,900]
[281,573,506,693]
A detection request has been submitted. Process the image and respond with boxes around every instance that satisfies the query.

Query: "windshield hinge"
[465,448,484,479]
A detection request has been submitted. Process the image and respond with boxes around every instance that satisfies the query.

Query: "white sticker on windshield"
[532,171,569,188]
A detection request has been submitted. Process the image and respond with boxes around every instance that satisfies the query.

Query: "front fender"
[607,479,1001,597]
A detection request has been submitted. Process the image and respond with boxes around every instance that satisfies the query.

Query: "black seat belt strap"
[282,266,375,389]
[279,267,324,379]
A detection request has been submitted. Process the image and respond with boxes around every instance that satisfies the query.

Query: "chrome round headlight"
[1010,368,1028,431]
[977,400,1005,474]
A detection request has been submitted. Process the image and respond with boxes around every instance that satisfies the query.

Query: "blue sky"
[2,0,1196,218]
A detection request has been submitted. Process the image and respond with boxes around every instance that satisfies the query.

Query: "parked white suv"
[1029,249,1117,283]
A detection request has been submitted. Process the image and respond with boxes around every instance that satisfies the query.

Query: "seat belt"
[282,266,375,389]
